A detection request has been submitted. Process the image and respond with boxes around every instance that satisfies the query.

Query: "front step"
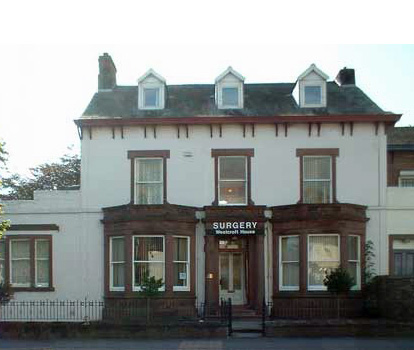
[230,320,264,337]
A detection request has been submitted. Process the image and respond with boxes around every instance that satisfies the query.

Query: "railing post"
[228,298,232,336]
[262,297,266,336]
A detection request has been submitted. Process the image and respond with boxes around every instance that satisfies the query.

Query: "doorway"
[219,239,246,305]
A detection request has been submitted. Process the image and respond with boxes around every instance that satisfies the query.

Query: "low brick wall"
[370,276,414,321]
[0,321,226,340]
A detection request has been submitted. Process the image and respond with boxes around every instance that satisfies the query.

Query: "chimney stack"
[98,53,117,90]
[335,67,355,86]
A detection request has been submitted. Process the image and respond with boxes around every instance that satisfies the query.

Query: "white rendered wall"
[80,122,385,210]
[3,191,104,302]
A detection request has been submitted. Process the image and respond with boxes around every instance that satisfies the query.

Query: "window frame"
[279,235,300,292]
[389,235,414,277]
[300,81,326,108]
[307,234,340,291]
[302,155,332,204]
[296,148,339,204]
[132,235,165,292]
[109,236,126,292]
[347,235,361,290]
[211,149,254,206]
[135,157,164,205]
[398,170,414,187]
[173,236,190,292]
[128,150,170,205]
[218,156,248,206]
[2,235,53,291]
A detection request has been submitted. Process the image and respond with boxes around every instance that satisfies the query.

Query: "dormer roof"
[297,64,329,81]
[137,69,166,84]
[215,66,245,83]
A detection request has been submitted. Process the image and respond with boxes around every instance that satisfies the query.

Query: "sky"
[0,1,413,176]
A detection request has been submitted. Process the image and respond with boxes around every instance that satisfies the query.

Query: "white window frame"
[134,158,164,205]
[300,81,326,108]
[279,235,300,291]
[218,156,248,206]
[132,235,165,292]
[398,170,414,187]
[173,236,190,292]
[110,236,126,292]
[138,81,165,110]
[10,239,31,288]
[34,239,50,288]
[348,235,361,291]
[303,155,332,204]
[307,234,340,291]
[217,82,243,109]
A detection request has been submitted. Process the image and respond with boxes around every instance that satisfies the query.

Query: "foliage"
[364,240,376,284]
[1,149,80,200]
[139,275,164,297]
[0,140,11,239]
[0,282,13,304]
[324,267,354,295]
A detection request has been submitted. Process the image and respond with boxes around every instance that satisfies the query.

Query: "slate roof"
[81,82,388,119]
[387,127,414,150]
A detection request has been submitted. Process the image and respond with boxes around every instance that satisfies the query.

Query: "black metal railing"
[0,299,104,322]
[0,299,234,325]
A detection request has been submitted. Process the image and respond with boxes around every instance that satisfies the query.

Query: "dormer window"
[215,67,244,109]
[138,69,166,110]
[294,64,328,108]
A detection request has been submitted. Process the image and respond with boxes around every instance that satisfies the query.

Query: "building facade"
[1,54,410,319]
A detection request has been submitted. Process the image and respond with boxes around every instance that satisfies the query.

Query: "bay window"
[133,236,165,291]
[173,236,190,291]
[308,235,340,290]
[280,236,299,291]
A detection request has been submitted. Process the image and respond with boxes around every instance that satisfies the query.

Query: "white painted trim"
[215,66,245,83]
[297,63,329,81]
[109,236,126,292]
[172,235,190,292]
[279,235,300,292]
[137,69,166,110]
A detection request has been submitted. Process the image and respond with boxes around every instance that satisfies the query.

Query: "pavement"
[1,337,414,350]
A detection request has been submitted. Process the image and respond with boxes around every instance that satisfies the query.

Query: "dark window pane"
[219,157,246,180]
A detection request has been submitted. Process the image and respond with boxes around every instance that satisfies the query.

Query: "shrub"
[324,267,354,294]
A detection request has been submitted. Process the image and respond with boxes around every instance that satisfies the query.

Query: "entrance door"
[219,252,244,305]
